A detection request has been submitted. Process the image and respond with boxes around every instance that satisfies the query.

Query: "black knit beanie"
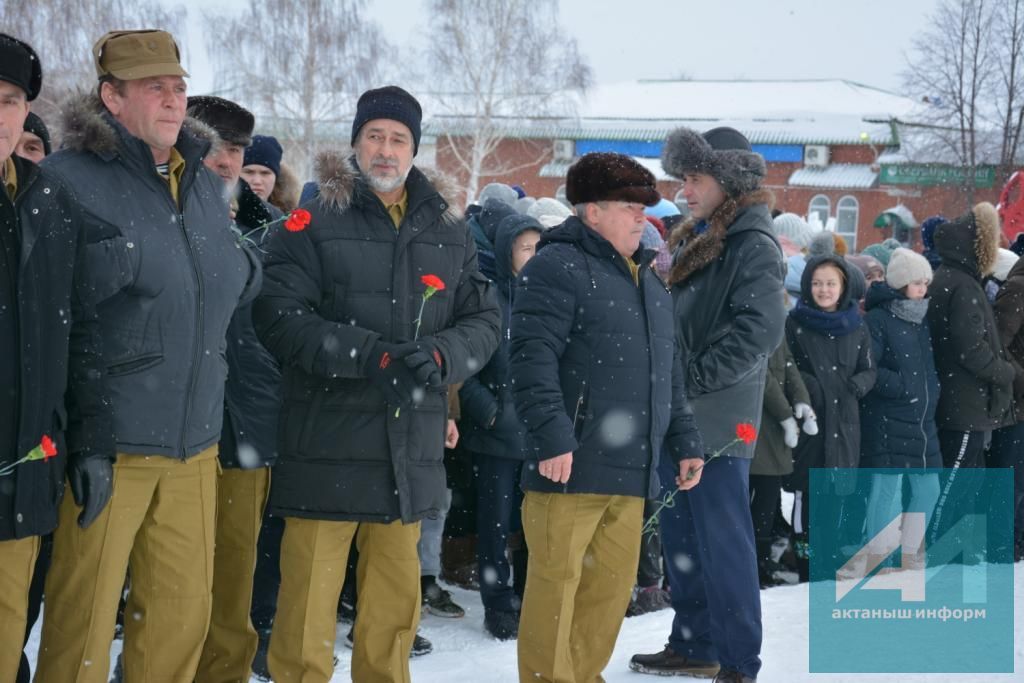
[351,85,422,155]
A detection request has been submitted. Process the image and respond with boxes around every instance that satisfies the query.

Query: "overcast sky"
[180,0,940,96]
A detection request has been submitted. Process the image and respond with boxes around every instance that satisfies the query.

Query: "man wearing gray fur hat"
[630,127,785,683]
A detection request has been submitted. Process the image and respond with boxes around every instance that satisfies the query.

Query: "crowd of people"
[1,26,1023,683]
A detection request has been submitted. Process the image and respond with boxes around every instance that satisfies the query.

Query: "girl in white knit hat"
[859,248,942,571]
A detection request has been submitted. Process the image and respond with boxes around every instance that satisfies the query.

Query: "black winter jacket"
[786,256,876,490]
[459,214,541,459]
[667,189,786,458]
[220,181,283,469]
[253,153,500,523]
[42,96,261,459]
[509,216,704,499]
[0,155,114,539]
[927,205,1015,431]
[860,283,942,468]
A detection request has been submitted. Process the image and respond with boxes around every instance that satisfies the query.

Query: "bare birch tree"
[904,0,994,204]
[993,0,1024,176]
[425,0,592,203]
[0,0,186,122]
[203,0,387,178]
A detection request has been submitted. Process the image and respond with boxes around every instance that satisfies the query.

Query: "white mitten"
[780,417,800,449]
[794,402,819,435]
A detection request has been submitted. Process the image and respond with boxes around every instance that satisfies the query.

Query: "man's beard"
[363,159,410,194]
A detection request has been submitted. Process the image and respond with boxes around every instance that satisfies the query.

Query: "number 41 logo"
[835,512,986,603]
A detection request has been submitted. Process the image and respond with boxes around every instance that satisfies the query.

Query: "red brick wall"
[436,136,1004,250]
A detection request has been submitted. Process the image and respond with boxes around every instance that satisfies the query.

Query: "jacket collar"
[313,149,462,227]
[539,215,656,275]
[666,188,776,286]
[58,93,216,170]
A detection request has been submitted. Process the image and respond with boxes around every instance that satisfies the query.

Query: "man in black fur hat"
[0,32,114,683]
[510,151,705,682]
[630,128,784,683]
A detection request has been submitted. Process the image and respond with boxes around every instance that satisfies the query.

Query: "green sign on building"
[880,164,995,188]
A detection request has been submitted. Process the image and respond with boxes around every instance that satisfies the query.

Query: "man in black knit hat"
[253,85,499,682]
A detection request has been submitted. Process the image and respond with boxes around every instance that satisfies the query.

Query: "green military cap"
[92,29,189,80]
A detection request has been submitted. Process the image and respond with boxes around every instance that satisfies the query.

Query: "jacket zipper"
[572,390,586,433]
[163,163,204,460]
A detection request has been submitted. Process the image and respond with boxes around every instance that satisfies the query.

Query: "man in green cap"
[35,29,261,683]
[0,30,115,683]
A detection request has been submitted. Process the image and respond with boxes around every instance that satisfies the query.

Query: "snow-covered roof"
[788,164,878,189]
[422,79,916,146]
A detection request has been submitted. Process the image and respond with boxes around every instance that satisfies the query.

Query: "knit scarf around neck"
[790,299,862,336]
[885,297,929,324]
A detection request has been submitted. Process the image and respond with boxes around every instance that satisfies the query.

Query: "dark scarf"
[886,297,929,324]
[790,299,862,336]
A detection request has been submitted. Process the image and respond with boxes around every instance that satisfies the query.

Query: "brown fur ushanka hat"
[565,152,660,206]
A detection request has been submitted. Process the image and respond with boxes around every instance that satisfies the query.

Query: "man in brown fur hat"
[510,151,705,682]
[630,127,784,683]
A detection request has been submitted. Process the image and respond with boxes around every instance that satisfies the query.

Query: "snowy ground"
[24,563,1022,682]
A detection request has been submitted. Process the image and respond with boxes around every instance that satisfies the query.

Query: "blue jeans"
[865,471,940,553]
[658,454,762,678]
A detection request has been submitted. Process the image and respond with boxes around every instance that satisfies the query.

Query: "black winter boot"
[629,645,719,677]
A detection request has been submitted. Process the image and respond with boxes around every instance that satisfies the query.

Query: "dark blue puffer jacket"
[860,282,942,468]
[459,214,543,459]
[509,216,704,499]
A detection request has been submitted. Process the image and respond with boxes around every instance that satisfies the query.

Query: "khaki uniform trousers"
[518,491,643,683]
[268,517,422,683]
[35,447,219,683]
[196,466,271,683]
[0,535,40,682]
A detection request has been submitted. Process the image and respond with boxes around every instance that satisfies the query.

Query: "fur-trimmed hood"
[57,92,219,160]
[666,188,776,285]
[312,148,462,225]
[934,202,1001,279]
[268,161,301,213]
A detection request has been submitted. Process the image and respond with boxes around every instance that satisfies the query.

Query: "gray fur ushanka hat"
[661,126,766,197]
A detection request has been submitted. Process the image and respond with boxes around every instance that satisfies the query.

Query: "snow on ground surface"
[24,563,1022,682]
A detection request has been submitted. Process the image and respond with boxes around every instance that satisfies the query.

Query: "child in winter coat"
[459,213,543,640]
[786,255,876,576]
[749,333,816,587]
[860,249,942,570]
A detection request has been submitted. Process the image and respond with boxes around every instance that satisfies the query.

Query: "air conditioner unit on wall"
[553,139,574,162]
[804,145,830,168]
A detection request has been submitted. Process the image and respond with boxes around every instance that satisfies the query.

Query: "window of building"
[809,194,830,228]
[836,195,859,251]
[555,184,567,202]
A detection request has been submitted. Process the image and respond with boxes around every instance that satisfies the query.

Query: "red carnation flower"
[284,208,312,232]
[421,274,446,291]
[736,423,757,445]
[40,435,57,459]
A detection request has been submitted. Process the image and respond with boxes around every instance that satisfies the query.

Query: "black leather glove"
[68,455,113,528]
[363,341,421,406]
[403,343,444,389]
